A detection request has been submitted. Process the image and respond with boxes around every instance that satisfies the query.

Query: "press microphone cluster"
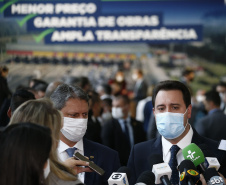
[108,166,130,185]
[182,143,224,185]
[135,171,155,185]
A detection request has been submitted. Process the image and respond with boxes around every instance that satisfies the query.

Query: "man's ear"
[7,107,11,118]
[187,104,192,119]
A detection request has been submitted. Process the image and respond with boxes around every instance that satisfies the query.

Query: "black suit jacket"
[83,138,121,185]
[134,79,148,102]
[101,117,146,166]
[194,109,226,141]
[127,128,226,185]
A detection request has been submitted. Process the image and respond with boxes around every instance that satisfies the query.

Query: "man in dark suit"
[132,69,148,103]
[127,80,226,185]
[102,95,146,166]
[195,90,226,141]
[50,84,120,185]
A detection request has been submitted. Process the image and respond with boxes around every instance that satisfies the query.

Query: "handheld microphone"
[182,143,221,173]
[150,155,172,185]
[203,168,225,185]
[108,166,130,185]
[135,171,155,185]
[178,159,200,185]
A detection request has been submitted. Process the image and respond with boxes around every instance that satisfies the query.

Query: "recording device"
[203,168,225,185]
[150,155,172,185]
[182,143,221,173]
[135,171,155,185]
[73,152,105,176]
[178,159,200,185]
[108,166,130,185]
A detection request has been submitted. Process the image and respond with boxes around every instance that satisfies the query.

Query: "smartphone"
[73,152,105,176]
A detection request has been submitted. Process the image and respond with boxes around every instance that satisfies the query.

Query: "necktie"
[169,145,180,185]
[65,147,77,157]
[124,120,131,148]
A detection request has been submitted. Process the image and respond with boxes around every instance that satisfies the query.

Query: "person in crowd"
[79,76,92,93]
[136,85,154,133]
[189,89,207,127]
[100,98,113,124]
[127,80,226,185]
[32,80,49,98]
[216,81,226,114]
[102,95,146,166]
[7,89,35,118]
[180,68,195,96]
[0,65,11,109]
[0,123,52,185]
[9,98,84,185]
[96,83,112,100]
[0,88,35,127]
[131,69,148,103]
[85,90,102,144]
[194,90,226,141]
[50,84,120,185]
[109,70,127,95]
[45,81,63,98]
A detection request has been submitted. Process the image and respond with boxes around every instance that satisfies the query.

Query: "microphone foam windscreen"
[149,154,164,167]
[136,171,155,185]
[182,143,205,166]
[117,166,131,180]
[203,168,219,181]
[178,159,197,173]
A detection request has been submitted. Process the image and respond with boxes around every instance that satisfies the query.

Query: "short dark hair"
[182,69,194,76]
[205,90,221,107]
[114,95,130,105]
[10,89,35,113]
[0,123,51,185]
[152,80,191,108]
[50,83,89,110]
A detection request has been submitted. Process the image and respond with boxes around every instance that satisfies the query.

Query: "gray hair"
[50,83,89,110]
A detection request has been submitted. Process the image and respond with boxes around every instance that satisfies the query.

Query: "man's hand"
[64,157,93,175]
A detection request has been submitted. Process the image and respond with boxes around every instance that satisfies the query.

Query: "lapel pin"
[90,156,94,159]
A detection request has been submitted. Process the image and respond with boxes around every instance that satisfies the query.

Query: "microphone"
[108,166,130,185]
[203,168,225,185]
[178,159,200,185]
[135,171,155,185]
[182,143,221,173]
[150,155,172,185]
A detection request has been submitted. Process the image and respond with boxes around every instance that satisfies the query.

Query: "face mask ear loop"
[183,107,189,129]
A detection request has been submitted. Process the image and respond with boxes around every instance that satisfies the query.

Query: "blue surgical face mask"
[155,109,188,139]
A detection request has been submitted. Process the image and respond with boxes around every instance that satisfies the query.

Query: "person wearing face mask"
[127,80,226,185]
[0,123,52,185]
[216,81,226,115]
[50,84,120,185]
[101,95,146,166]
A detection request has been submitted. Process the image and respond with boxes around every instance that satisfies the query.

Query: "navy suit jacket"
[127,128,226,184]
[194,109,226,141]
[83,138,121,185]
[101,117,146,166]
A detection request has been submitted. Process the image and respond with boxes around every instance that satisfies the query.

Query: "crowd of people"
[1,63,226,185]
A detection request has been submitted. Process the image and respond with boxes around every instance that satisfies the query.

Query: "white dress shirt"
[162,125,193,165]
[58,139,85,183]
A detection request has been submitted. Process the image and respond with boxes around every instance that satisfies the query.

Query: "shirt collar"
[58,139,84,154]
[209,108,220,115]
[162,125,193,157]
[118,116,130,124]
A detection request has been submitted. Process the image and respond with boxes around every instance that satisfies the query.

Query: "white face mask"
[102,111,112,121]
[61,117,88,142]
[44,159,50,179]
[132,74,138,80]
[196,95,205,102]
[116,75,124,82]
[112,107,124,119]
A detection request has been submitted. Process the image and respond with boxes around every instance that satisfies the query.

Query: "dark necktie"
[124,120,131,148]
[169,145,180,185]
[65,147,77,157]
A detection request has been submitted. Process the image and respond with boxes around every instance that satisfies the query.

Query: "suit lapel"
[83,138,98,185]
